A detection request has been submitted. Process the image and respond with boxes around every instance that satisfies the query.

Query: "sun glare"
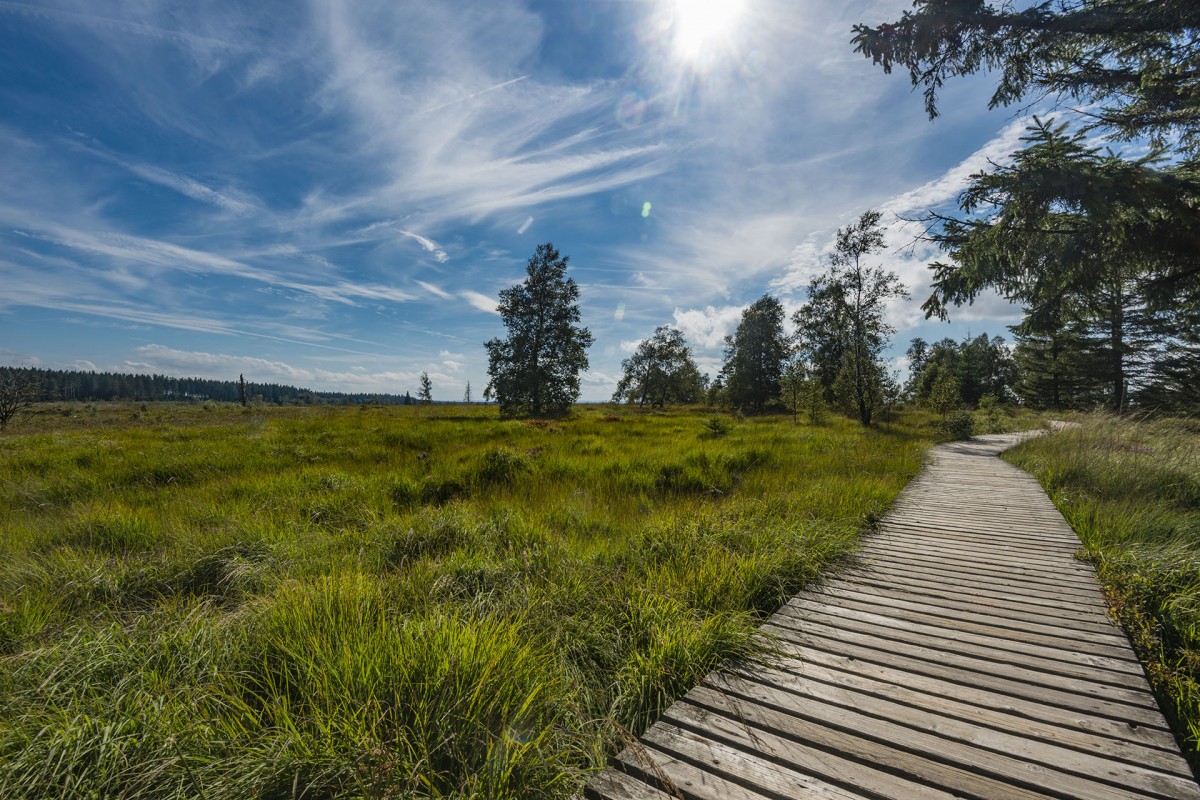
[670,0,746,64]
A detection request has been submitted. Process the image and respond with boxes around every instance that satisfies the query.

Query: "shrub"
[475,447,532,486]
[700,416,731,438]
[934,411,974,441]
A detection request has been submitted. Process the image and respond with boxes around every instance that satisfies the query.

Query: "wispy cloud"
[129,344,421,391]
[399,230,449,263]
[461,290,499,315]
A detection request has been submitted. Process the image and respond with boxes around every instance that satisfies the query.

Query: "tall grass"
[0,403,933,798]
[1006,414,1200,759]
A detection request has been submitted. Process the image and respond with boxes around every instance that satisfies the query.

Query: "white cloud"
[417,280,454,299]
[399,230,449,262]
[129,344,418,393]
[671,304,745,351]
[461,290,499,314]
[619,339,643,353]
[316,0,668,228]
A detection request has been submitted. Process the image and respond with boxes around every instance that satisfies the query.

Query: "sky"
[0,0,1037,400]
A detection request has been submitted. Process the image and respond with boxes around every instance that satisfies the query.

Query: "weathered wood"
[585,433,1200,800]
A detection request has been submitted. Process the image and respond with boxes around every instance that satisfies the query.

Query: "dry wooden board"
[585,432,1200,800]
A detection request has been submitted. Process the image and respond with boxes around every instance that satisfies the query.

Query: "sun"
[669,0,747,64]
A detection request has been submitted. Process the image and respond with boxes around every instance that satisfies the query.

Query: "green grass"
[1005,414,1200,760]
[0,402,936,799]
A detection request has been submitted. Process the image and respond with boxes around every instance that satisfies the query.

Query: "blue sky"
[0,0,1034,400]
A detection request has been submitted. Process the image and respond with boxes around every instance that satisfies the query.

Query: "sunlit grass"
[0,402,936,798]
[1006,414,1200,761]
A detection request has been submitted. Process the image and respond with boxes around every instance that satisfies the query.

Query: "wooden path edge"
[583,431,1200,800]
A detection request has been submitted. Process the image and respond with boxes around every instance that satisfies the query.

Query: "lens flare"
[615,92,647,129]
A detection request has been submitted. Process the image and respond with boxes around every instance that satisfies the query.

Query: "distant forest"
[0,366,417,406]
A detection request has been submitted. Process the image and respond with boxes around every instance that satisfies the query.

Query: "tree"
[720,295,790,412]
[463,381,472,403]
[0,372,37,430]
[854,4,1200,316]
[852,0,1200,153]
[780,358,826,424]
[239,373,248,407]
[418,372,433,404]
[484,243,593,418]
[794,210,908,425]
[612,326,707,407]
[909,333,1018,407]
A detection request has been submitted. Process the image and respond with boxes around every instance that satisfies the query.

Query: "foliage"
[0,365,413,406]
[418,372,433,404]
[852,0,1200,153]
[1007,415,1200,758]
[907,332,1018,407]
[0,402,936,798]
[793,210,908,425]
[485,243,593,418]
[933,410,974,441]
[719,295,790,412]
[0,372,37,430]
[854,4,1200,400]
[612,326,707,407]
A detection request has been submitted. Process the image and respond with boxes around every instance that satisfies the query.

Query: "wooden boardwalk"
[586,433,1200,800]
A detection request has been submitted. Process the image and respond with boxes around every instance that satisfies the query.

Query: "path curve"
[586,432,1199,800]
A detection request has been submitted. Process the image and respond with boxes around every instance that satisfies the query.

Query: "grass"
[0,402,938,799]
[1005,414,1200,760]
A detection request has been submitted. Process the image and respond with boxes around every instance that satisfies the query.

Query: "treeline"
[0,366,416,406]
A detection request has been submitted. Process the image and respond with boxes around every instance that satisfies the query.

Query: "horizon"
[1,1,1035,402]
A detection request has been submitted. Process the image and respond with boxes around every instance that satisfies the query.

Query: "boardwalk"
[586,433,1200,800]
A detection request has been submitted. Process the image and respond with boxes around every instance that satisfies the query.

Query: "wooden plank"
[772,615,1158,710]
[662,700,1006,800]
[806,583,1129,647]
[709,671,1200,800]
[837,562,1109,613]
[636,726,870,800]
[851,550,1112,602]
[762,621,1169,727]
[676,690,1064,800]
[797,580,1136,661]
[775,603,1147,688]
[767,640,1179,751]
[584,768,679,800]
[748,656,1191,774]
[819,572,1113,627]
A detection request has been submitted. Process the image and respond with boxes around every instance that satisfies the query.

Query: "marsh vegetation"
[0,402,940,799]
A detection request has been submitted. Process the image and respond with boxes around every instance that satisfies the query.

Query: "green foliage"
[907,332,1017,407]
[853,0,1200,152]
[853,4,1200,406]
[417,372,433,404]
[1007,415,1200,758]
[0,403,935,798]
[612,326,707,407]
[485,243,593,418]
[720,295,790,412]
[933,410,974,441]
[700,415,732,438]
[793,210,908,425]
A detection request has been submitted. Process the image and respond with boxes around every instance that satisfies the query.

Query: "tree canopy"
[853,0,1200,152]
[794,210,907,425]
[720,295,790,412]
[612,326,707,407]
[484,243,593,418]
